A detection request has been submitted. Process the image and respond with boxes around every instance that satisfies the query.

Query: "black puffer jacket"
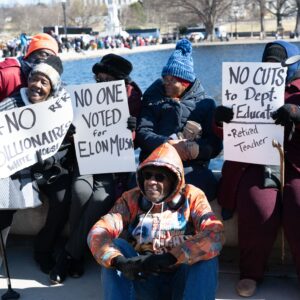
[136,78,223,163]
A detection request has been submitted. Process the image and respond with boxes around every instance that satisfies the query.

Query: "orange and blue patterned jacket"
[88,143,225,268]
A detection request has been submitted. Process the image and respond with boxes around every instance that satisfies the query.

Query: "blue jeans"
[100,239,218,300]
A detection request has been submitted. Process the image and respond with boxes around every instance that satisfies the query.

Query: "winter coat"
[0,87,71,209]
[0,57,32,102]
[0,58,24,102]
[136,78,223,164]
[217,40,300,213]
[88,142,224,268]
[127,81,142,119]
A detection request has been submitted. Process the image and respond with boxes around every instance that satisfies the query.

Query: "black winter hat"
[92,53,133,80]
[30,55,63,92]
[262,43,287,62]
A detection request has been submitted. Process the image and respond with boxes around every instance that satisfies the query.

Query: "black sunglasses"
[143,171,166,182]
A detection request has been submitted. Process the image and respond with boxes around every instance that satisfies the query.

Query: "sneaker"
[34,252,55,274]
[68,257,84,278]
[49,250,71,284]
[236,278,257,297]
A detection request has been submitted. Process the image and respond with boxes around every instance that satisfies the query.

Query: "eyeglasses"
[31,50,53,60]
[143,171,166,182]
[95,74,116,83]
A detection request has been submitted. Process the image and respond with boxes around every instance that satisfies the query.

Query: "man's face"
[142,166,173,203]
[27,49,55,64]
[95,72,116,83]
[27,73,51,103]
[163,75,187,99]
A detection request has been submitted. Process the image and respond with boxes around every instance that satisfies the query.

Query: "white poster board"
[67,80,136,175]
[0,90,73,178]
[222,62,286,165]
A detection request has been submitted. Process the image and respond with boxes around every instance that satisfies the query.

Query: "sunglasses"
[95,74,116,83]
[143,171,167,182]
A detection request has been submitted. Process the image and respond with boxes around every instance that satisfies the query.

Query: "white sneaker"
[236,278,257,297]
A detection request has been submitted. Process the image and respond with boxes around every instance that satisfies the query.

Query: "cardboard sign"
[222,62,286,165]
[0,89,73,178]
[67,80,136,175]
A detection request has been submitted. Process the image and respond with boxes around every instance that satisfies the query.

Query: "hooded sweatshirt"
[88,143,224,268]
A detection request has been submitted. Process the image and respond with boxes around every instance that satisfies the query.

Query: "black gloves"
[271,104,300,126]
[141,253,177,273]
[112,253,177,280]
[34,151,55,171]
[214,105,234,124]
[127,116,137,132]
[68,124,76,136]
[112,255,148,281]
[31,151,61,185]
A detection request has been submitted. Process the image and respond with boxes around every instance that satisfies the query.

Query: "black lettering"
[75,89,92,107]
[115,84,124,102]
[229,66,249,84]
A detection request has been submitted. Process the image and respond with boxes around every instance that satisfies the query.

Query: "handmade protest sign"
[0,89,73,178]
[222,62,286,165]
[67,80,136,175]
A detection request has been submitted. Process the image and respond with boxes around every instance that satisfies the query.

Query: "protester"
[214,40,300,297]
[0,55,72,274]
[0,32,60,269]
[136,38,223,202]
[0,32,59,102]
[87,142,224,300]
[19,33,29,56]
[49,53,142,284]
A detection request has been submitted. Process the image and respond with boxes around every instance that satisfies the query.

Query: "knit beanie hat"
[92,54,133,80]
[24,33,58,59]
[161,39,195,83]
[262,43,287,62]
[30,55,63,93]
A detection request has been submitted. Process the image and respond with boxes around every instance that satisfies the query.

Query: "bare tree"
[158,0,233,41]
[254,0,267,39]
[9,4,60,34]
[294,0,300,36]
[67,0,106,28]
[266,0,295,33]
[0,7,9,33]
[119,1,146,29]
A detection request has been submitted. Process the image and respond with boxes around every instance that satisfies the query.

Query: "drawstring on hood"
[139,201,165,249]
[136,143,185,251]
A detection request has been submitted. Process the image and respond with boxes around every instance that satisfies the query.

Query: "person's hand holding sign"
[271,104,300,126]
[214,105,234,125]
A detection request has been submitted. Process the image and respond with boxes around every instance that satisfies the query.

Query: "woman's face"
[27,72,52,103]
[95,72,116,83]
[163,75,187,99]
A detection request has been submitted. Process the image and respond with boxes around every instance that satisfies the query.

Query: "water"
[61,42,300,170]
[61,43,287,103]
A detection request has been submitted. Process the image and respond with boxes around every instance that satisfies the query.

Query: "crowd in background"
[0,31,300,300]
[0,31,163,58]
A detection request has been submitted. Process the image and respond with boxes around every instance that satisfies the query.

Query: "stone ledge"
[10,199,284,249]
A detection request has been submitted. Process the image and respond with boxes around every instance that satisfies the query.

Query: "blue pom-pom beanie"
[161,39,195,82]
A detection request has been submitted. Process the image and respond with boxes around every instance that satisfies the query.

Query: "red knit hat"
[24,33,58,59]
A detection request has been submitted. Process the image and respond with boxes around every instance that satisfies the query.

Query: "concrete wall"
[10,198,284,250]
[10,199,238,246]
